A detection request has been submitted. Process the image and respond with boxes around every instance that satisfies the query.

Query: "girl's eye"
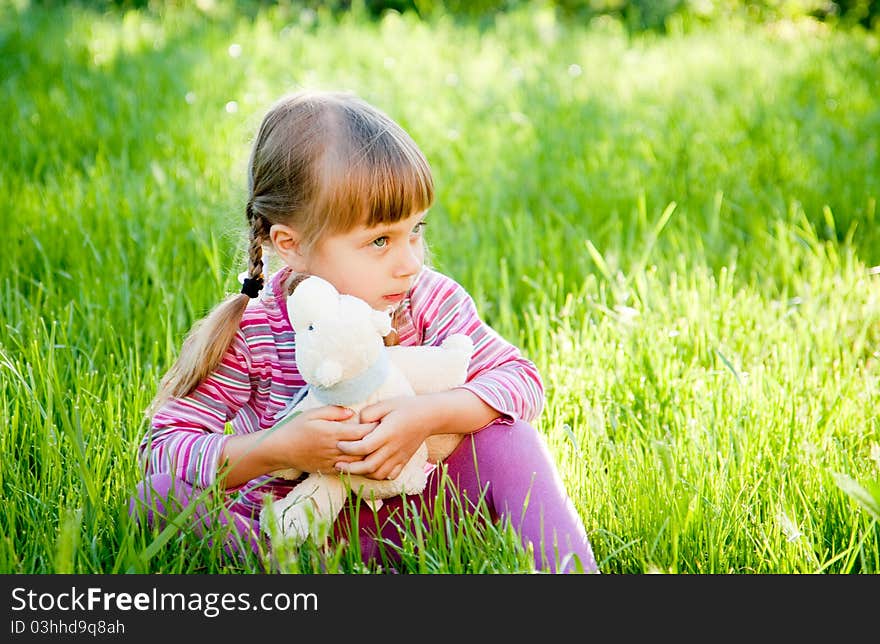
[413,221,427,235]
[372,236,388,248]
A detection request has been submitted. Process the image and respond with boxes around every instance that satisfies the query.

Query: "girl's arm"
[415,271,545,424]
[141,331,374,490]
[335,388,498,480]
[400,388,500,436]
[217,405,374,489]
[140,332,255,490]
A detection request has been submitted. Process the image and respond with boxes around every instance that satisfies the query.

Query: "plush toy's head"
[288,276,393,388]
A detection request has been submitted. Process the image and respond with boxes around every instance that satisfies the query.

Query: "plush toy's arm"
[386,334,473,394]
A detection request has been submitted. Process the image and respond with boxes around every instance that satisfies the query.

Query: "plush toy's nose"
[314,360,343,388]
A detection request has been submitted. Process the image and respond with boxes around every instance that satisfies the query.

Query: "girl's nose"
[395,243,422,277]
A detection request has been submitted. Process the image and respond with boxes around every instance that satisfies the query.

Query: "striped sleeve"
[413,271,545,424]
[138,331,253,489]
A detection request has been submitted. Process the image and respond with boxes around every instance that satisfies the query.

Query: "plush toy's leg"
[396,443,429,494]
[261,474,347,544]
[270,467,302,480]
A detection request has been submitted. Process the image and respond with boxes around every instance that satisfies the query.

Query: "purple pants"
[130,420,598,573]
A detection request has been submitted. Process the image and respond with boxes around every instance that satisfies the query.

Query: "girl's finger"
[336,437,373,457]
[359,401,389,424]
[336,451,382,476]
[309,405,354,421]
[336,422,377,441]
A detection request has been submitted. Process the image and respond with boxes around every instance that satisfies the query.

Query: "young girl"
[131,89,598,574]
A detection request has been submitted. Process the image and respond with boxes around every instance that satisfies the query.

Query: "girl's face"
[276,210,428,313]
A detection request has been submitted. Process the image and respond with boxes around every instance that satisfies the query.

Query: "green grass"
[2,2,879,573]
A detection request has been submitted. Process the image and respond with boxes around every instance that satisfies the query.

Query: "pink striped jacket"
[139,266,544,511]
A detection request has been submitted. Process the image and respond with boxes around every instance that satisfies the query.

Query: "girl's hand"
[266,405,377,474]
[334,396,434,480]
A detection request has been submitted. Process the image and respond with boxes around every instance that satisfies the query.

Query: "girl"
[132,89,598,574]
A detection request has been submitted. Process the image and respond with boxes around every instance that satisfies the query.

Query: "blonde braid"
[148,202,265,416]
[241,202,265,298]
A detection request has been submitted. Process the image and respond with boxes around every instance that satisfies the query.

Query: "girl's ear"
[269,223,308,272]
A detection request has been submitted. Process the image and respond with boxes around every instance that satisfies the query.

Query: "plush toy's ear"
[295,275,339,305]
[372,309,393,337]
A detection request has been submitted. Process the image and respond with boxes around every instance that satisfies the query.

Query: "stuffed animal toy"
[260,275,473,544]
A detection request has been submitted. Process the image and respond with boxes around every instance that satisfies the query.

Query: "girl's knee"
[441,418,547,500]
[129,473,190,525]
[472,418,547,457]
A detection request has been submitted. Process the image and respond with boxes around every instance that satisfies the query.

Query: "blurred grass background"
[1,0,879,573]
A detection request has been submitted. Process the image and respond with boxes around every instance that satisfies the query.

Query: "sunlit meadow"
[1,2,879,573]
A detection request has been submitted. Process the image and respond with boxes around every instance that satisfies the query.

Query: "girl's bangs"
[320,141,434,235]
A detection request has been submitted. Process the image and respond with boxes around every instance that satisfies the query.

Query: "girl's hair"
[148,90,434,415]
